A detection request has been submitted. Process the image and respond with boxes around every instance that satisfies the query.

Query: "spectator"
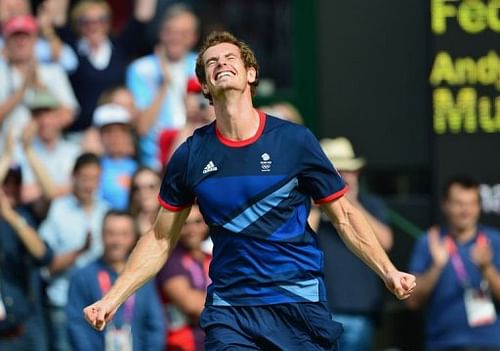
[128,166,161,236]
[56,0,156,134]
[126,4,199,169]
[93,103,138,210]
[159,76,215,166]
[67,210,164,351]
[0,160,53,351]
[407,176,500,351]
[0,0,78,72]
[0,14,79,152]
[309,137,393,351]
[40,152,109,351]
[262,101,304,125]
[16,89,80,206]
[82,85,138,156]
[157,204,211,351]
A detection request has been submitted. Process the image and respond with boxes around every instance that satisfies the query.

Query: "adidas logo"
[203,161,218,174]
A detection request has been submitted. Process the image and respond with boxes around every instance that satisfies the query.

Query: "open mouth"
[215,70,235,81]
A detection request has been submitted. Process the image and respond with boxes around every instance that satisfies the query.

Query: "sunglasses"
[78,15,109,26]
[132,183,158,192]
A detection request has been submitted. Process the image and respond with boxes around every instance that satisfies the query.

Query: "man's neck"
[449,224,477,243]
[41,136,59,150]
[213,92,259,140]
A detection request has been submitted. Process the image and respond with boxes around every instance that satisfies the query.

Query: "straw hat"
[320,137,365,171]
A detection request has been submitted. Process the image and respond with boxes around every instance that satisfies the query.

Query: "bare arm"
[354,203,393,251]
[0,190,46,259]
[321,196,415,299]
[0,130,15,185]
[135,83,168,136]
[135,47,170,136]
[48,232,91,274]
[406,228,448,310]
[21,123,57,200]
[84,206,191,330]
[162,276,206,318]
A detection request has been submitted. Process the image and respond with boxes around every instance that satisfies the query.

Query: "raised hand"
[471,235,493,271]
[155,45,171,86]
[428,226,449,268]
[21,120,37,151]
[384,270,417,300]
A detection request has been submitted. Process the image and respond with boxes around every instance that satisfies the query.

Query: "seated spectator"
[55,0,156,134]
[16,89,80,206]
[0,160,53,351]
[128,167,161,235]
[159,76,215,166]
[406,176,500,351]
[0,0,78,72]
[67,210,164,351]
[126,4,199,169]
[82,85,138,156]
[310,137,393,351]
[157,205,211,351]
[40,152,109,351]
[93,103,138,210]
[0,14,79,152]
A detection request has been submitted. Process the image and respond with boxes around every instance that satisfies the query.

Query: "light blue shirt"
[98,156,138,210]
[0,37,78,72]
[40,194,109,307]
[126,52,197,169]
[16,136,81,186]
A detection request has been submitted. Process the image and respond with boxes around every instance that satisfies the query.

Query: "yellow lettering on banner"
[431,0,500,34]
[430,51,500,89]
[430,52,457,85]
[456,57,477,84]
[478,96,500,131]
[432,0,458,34]
[434,88,477,133]
[458,0,488,34]
[477,51,499,87]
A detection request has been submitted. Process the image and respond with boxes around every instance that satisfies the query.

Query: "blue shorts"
[200,302,343,350]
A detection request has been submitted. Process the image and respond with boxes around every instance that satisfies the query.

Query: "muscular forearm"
[482,265,500,302]
[357,205,393,251]
[136,84,168,136]
[323,200,396,279]
[101,229,171,307]
[405,265,444,310]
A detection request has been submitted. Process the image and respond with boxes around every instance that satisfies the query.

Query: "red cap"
[3,15,38,37]
[186,76,202,94]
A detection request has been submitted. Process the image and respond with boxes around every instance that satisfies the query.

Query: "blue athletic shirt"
[158,112,347,306]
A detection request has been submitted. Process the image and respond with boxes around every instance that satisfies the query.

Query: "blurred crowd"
[0,1,499,351]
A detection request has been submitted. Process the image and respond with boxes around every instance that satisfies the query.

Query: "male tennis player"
[84,31,416,350]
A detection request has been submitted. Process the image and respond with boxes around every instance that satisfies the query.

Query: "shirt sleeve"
[126,59,156,110]
[158,141,195,211]
[408,234,432,274]
[298,128,347,203]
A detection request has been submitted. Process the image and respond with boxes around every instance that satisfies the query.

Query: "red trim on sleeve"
[157,195,192,212]
[314,186,349,204]
[215,110,266,147]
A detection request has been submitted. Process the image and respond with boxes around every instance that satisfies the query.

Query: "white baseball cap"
[92,103,131,128]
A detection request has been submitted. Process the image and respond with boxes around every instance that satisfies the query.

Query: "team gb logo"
[260,153,272,172]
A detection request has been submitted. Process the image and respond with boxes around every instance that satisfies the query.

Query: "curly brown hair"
[195,31,259,102]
